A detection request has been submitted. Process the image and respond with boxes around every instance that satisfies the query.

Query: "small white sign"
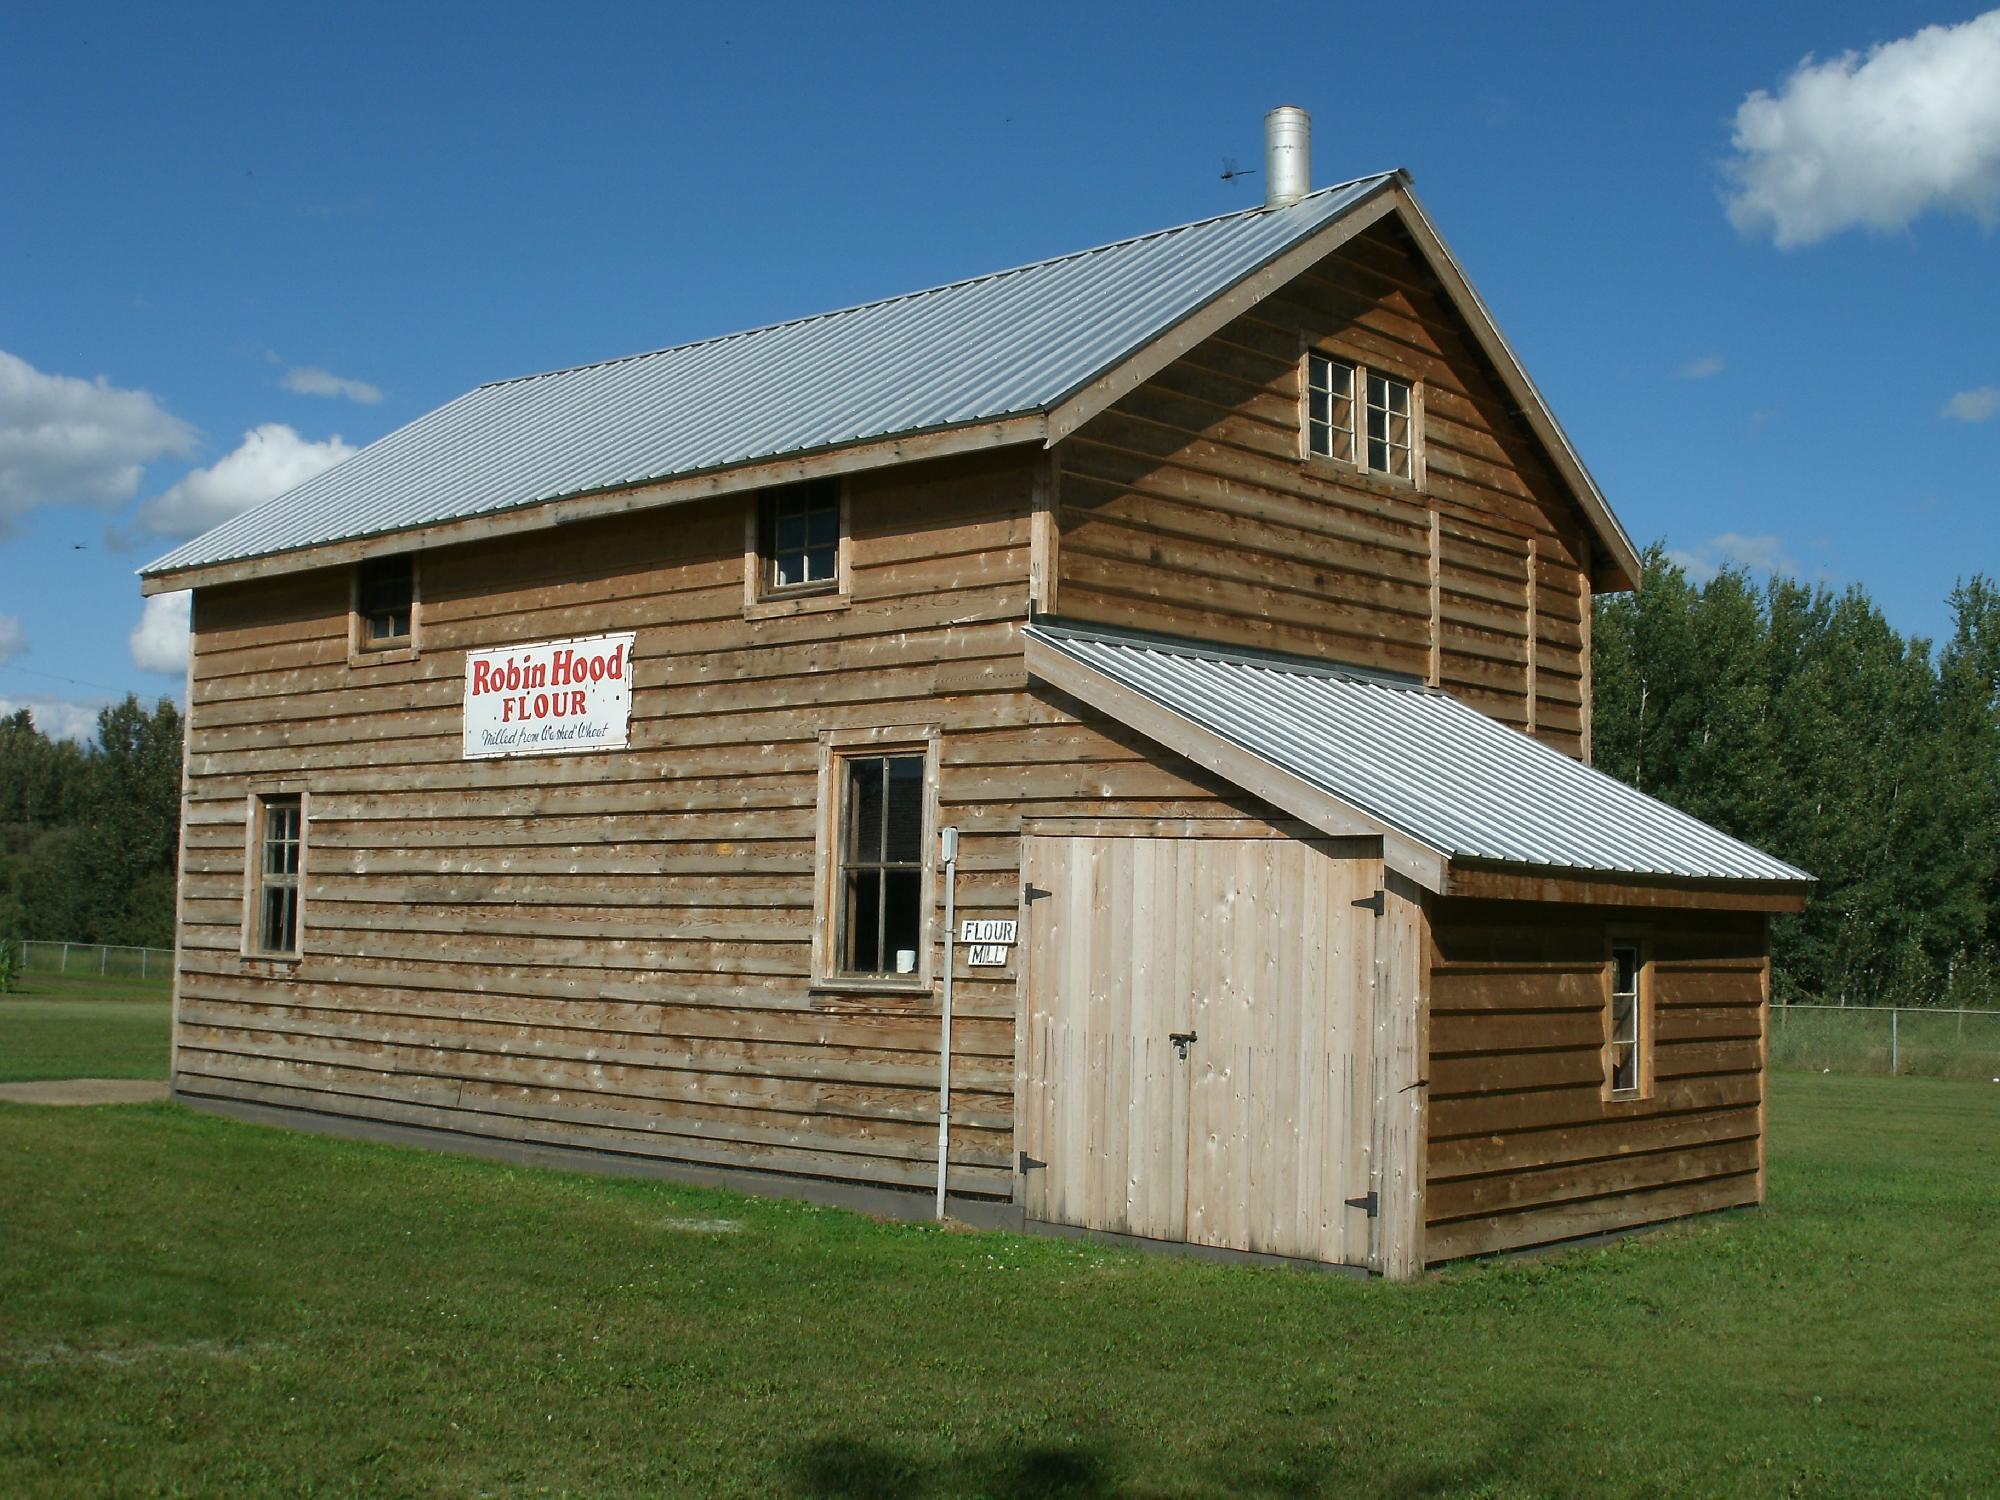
[961,919,1018,945]
[968,944,1010,966]
[463,632,635,760]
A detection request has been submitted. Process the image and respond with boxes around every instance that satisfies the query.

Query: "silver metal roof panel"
[144,175,1395,577]
[1028,622,1810,884]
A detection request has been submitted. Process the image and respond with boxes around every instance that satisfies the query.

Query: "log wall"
[1055,217,1594,758]
[173,447,1318,1199]
[1425,899,1769,1262]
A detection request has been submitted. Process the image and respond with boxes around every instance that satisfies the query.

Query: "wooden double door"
[1017,834,1380,1268]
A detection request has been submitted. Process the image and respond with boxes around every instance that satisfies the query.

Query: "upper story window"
[760,479,841,594]
[747,478,850,618]
[1608,942,1645,1099]
[355,554,416,654]
[1304,352,1418,483]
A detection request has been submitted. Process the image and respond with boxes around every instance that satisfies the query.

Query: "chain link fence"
[1771,1003,2000,1080]
[8,939,174,983]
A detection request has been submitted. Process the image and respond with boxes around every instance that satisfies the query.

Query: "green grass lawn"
[0,974,172,1082]
[1,1072,1995,1497]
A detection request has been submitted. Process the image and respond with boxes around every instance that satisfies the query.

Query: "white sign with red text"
[462,632,635,760]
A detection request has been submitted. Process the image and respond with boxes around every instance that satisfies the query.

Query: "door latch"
[1169,1030,1198,1060]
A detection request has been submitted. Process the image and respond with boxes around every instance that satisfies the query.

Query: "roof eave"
[138,413,1050,596]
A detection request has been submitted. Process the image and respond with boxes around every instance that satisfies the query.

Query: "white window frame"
[1302,349,1422,485]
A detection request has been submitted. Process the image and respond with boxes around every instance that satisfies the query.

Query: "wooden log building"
[141,111,1809,1279]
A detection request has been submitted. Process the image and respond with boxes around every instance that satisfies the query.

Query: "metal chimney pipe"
[1265,106,1311,210]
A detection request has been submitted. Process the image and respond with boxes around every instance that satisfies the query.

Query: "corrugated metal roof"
[1028,622,1810,884]
[144,175,1396,578]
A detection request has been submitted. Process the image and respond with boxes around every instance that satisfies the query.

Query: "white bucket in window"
[895,949,917,974]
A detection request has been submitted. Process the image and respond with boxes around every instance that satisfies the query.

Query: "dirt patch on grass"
[0,1079,168,1106]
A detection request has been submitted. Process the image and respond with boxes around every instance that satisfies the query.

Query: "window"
[1366,369,1413,479]
[1304,351,1417,482]
[1609,943,1644,1098]
[813,729,938,989]
[1305,353,1356,463]
[758,479,841,594]
[355,554,416,654]
[249,794,303,957]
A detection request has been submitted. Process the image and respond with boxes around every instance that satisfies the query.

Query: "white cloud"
[1943,386,2000,422]
[130,591,192,675]
[1665,548,1717,585]
[282,366,382,404]
[0,348,195,536]
[1677,355,1726,380]
[0,696,104,743]
[0,613,23,668]
[1671,532,1804,585]
[134,423,355,539]
[1724,11,2000,247]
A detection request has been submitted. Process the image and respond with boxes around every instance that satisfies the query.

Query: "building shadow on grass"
[791,1435,1110,1498]
[791,1399,1553,1499]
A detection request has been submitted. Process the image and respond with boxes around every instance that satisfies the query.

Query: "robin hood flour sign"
[462,632,635,759]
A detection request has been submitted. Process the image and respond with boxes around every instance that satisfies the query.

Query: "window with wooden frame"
[1303,351,1419,483]
[1607,941,1647,1099]
[812,729,938,990]
[353,554,418,656]
[247,793,304,958]
[747,477,849,616]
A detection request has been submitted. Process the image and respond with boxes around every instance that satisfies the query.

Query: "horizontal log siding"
[1424,900,1768,1262]
[176,447,1308,1199]
[1056,217,1592,758]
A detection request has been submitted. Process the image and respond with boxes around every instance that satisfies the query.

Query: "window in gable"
[1304,351,1419,484]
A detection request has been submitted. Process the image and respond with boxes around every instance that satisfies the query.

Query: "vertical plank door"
[1019,835,1376,1267]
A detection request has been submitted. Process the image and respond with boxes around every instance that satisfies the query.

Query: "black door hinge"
[1018,1152,1047,1172]
[1345,1191,1379,1217]
[1351,889,1385,916]
[1024,885,1052,903]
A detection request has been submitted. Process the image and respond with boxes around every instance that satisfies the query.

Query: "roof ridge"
[481,173,1398,391]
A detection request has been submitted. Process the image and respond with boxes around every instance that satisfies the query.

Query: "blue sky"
[3,1,1996,738]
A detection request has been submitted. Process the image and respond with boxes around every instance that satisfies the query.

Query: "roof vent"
[1264,106,1311,210]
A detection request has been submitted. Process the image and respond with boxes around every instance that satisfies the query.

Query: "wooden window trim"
[241,788,307,964]
[745,479,851,621]
[810,725,940,997]
[1603,933,1654,1104]
[349,554,421,666]
[1299,344,1425,489]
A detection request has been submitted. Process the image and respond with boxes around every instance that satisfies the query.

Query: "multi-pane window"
[1304,352,1415,482]
[357,555,415,650]
[1609,944,1642,1097]
[1366,370,1413,479]
[837,754,926,976]
[1305,353,1356,463]
[759,479,841,594]
[252,794,303,956]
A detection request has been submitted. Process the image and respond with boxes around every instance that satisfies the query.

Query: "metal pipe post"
[935,826,960,1221]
